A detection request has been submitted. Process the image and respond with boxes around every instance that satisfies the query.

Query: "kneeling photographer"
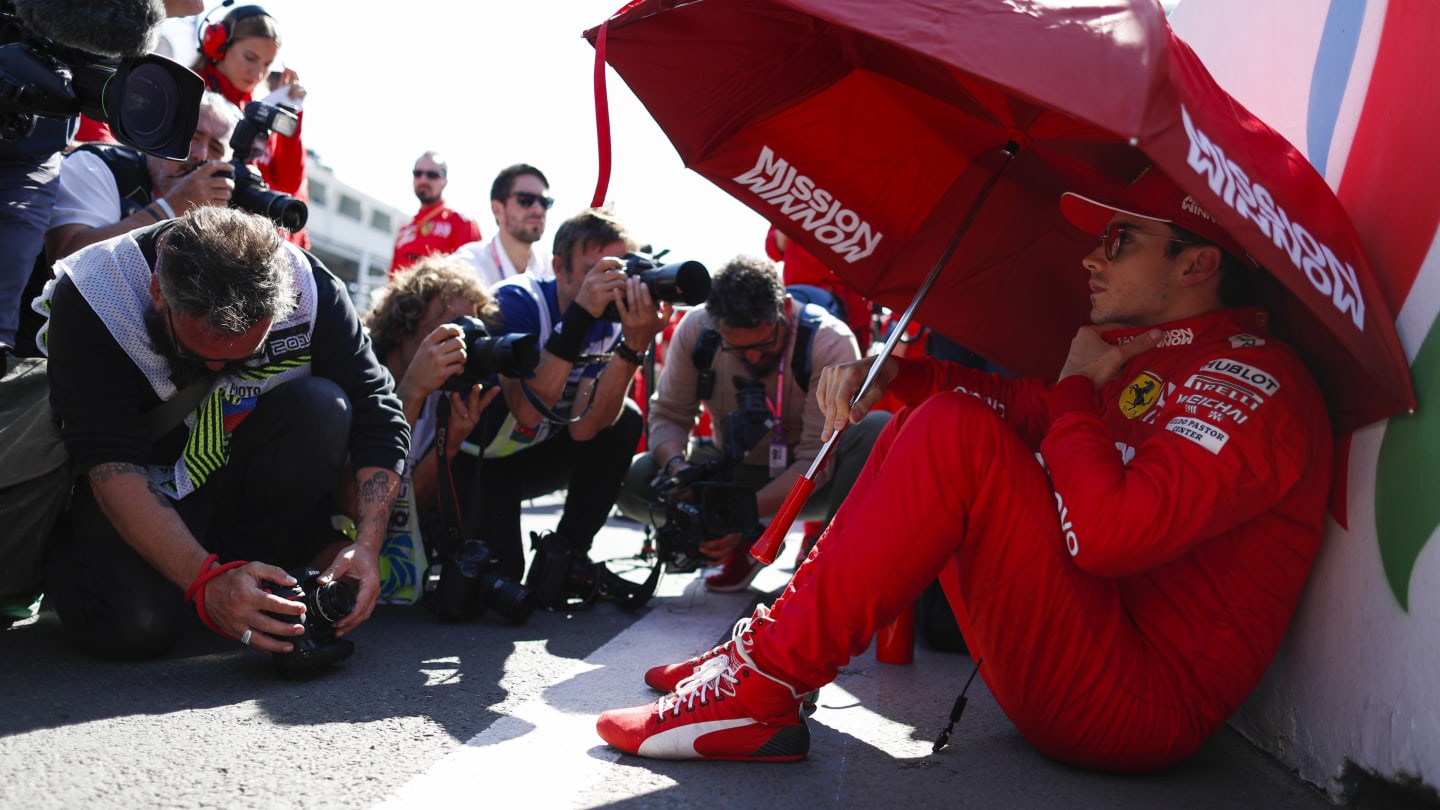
[452,208,675,607]
[365,255,538,623]
[616,256,890,591]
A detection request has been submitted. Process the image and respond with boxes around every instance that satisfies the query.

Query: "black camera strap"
[430,395,465,561]
[515,346,619,426]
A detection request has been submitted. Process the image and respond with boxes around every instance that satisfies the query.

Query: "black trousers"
[45,377,353,659]
[450,400,643,581]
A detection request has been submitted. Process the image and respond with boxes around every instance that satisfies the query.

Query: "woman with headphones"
[192,3,311,247]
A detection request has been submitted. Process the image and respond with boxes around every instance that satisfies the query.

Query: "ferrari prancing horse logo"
[1119,372,1162,420]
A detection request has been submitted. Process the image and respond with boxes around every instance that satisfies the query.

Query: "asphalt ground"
[0,494,1335,809]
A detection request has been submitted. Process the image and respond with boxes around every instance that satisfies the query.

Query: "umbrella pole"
[751,140,1022,565]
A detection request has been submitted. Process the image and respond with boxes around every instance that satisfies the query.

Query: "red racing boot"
[598,610,809,761]
[643,606,770,692]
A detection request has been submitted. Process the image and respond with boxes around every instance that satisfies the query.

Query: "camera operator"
[454,208,670,582]
[44,92,240,262]
[0,0,197,354]
[38,206,409,660]
[364,254,501,519]
[615,255,889,592]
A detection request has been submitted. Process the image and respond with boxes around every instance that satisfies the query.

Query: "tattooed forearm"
[145,481,176,510]
[89,462,147,484]
[358,470,395,505]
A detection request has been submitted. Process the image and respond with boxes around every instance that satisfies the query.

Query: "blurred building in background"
[303,151,405,313]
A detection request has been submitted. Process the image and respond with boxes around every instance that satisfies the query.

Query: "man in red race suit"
[390,151,482,278]
[595,168,1333,772]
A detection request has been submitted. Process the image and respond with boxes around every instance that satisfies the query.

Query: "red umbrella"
[585,0,1415,560]
[586,0,1411,431]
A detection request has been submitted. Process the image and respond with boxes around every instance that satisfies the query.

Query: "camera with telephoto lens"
[259,567,356,678]
[600,252,712,321]
[440,315,540,392]
[222,101,307,231]
[524,530,660,611]
[0,5,203,156]
[425,537,536,624]
[648,377,770,572]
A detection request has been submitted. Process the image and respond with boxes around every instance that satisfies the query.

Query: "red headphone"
[199,4,273,61]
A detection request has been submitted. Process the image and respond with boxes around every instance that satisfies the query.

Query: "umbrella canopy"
[587,0,1414,433]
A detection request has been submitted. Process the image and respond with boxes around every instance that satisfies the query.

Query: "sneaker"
[597,617,809,761]
[704,544,765,593]
[643,606,769,692]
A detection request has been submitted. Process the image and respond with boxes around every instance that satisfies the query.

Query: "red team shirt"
[390,201,483,277]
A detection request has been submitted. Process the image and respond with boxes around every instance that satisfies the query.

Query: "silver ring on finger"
[240,628,254,647]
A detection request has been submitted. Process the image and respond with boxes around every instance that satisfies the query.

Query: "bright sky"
[164,1,771,271]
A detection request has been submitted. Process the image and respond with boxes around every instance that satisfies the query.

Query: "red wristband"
[184,553,248,637]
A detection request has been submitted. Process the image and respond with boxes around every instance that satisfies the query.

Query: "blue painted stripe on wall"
[1308,0,1367,177]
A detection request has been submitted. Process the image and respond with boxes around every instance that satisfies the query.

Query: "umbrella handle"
[750,139,1024,566]
[751,475,817,565]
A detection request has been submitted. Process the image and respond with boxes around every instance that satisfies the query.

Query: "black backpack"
[691,286,843,400]
[14,144,153,358]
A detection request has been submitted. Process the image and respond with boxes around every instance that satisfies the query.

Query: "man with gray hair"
[38,206,410,661]
[45,91,244,261]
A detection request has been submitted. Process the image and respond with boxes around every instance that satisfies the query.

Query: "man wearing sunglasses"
[450,208,670,588]
[38,206,409,661]
[597,168,1332,773]
[614,255,888,593]
[389,151,483,278]
[452,163,556,290]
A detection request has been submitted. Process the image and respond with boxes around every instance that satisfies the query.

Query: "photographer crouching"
[615,256,889,591]
[364,255,539,623]
[39,206,408,666]
[452,208,673,607]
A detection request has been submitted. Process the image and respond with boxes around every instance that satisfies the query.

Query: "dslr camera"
[259,567,356,679]
[600,252,712,321]
[441,315,540,392]
[647,377,770,572]
[224,101,307,231]
[524,530,660,611]
[425,537,536,624]
[0,3,203,157]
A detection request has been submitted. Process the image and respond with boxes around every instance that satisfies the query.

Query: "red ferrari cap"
[1060,168,1253,265]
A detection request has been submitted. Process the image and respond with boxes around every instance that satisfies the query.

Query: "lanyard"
[765,344,787,477]
[765,351,785,433]
[490,239,511,280]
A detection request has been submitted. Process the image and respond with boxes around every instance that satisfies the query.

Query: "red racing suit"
[754,307,1332,771]
[390,201,483,277]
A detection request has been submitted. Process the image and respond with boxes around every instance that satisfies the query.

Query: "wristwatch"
[614,340,646,366]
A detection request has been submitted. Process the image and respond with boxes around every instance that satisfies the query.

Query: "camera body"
[425,537,536,624]
[524,531,658,610]
[440,315,541,392]
[647,377,772,571]
[0,7,203,157]
[600,252,712,321]
[225,101,307,231]
[259,567,356,678]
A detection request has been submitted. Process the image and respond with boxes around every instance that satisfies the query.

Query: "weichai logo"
[733,146,883,263]
[1180,106,1366,331]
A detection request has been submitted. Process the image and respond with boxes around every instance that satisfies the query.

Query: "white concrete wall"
[1170,0,1439,798]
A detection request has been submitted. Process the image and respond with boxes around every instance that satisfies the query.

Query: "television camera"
[0,1,203,158]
